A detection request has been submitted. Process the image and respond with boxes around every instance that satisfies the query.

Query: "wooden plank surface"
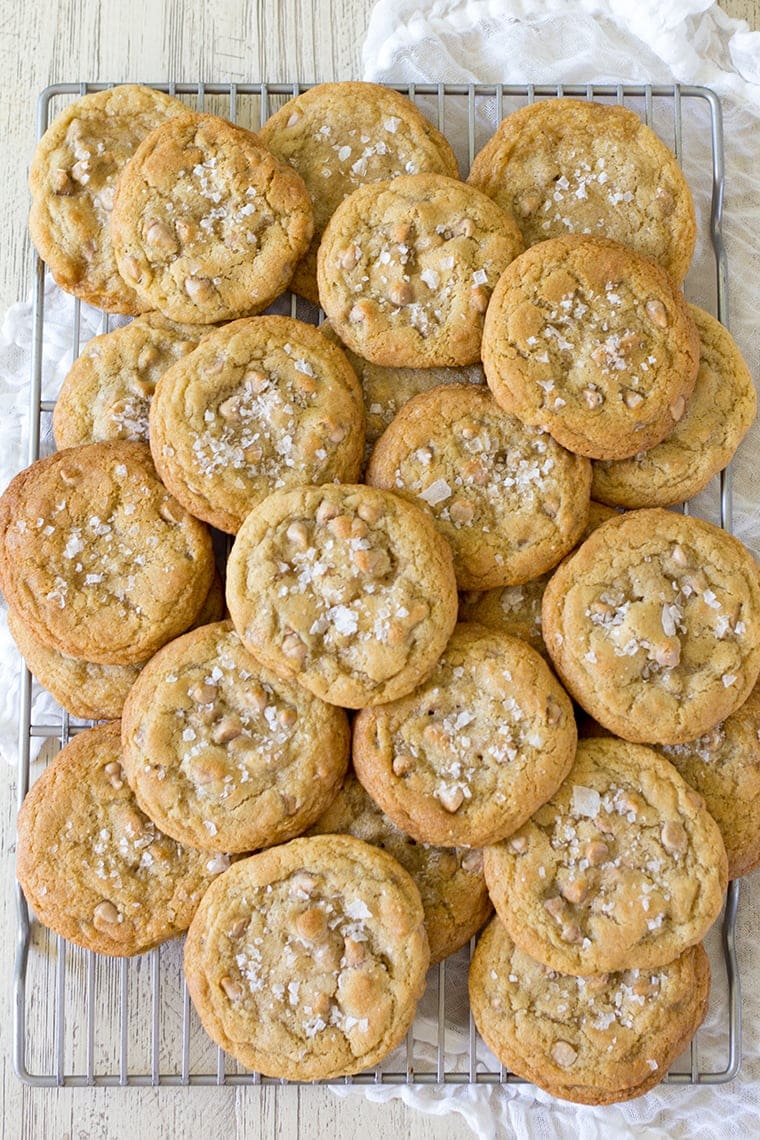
[1,2,757,1139]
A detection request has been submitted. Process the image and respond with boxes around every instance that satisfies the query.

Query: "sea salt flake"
[419,478,452,505]
[572,785,601,818]
[472,268,488,286]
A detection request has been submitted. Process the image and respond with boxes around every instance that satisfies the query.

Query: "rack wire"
[14,81,741,1089]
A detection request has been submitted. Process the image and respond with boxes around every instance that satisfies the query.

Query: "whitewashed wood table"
[1,2,757,1138]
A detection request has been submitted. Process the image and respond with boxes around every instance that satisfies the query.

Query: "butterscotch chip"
[183,834,429,1080]
[483,738,727,975]
[111,113,313,323]
[16,723,230,956]
[482,235,700,460]
[366,384,591,589]
[0,441,214,665]
[259,82,460,306]
[541,509,760,744]
[467,98,696,283]
[28,85,187,314]
[225,484,458,708]
[353,624,576,848]
[121,621,350,853]
[591,306,757,508]
[469,917,710,1104]
[149,316,365,533]
[317,173,524,368]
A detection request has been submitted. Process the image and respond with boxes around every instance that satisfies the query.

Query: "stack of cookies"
[5,81,758,1097]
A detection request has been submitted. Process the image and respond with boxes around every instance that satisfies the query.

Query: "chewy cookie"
[53,312,217,448]
[111,113,313,323]
[317,173,524,368]
[483,737,728,975]
[225,483,458,708]
[149,316,365,533]
[183,834,429,1080]
[0,441,214,665]
[309,771,492,963]
[352,624,577,848]
[541,508,760,744]
[482,235,700,460]
[121,621,350,853]
[16,722,231,956]
[366,384,591,590]
[467,98,696,283]
[28,85,187,313]
[591,306,757,508]
[469,917,710,1104]
[260,82,460,305]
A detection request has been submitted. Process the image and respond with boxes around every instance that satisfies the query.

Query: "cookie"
[469,917,710,1105]
[352,624,577,848]
[16,722,231,956]
[541,508,760,744]
[308,771,492,963]
[366,384,591,590]
[183,834,429,1080]
[121,621,350,853]
[482,235,700,460]
[467,98,696,283]
[317,173,524,367]
[0,441,214,665]
[483,737,728,975]
[149,316,365,533]
[259,82,460,305]
[111,113,313,324]
[5,568,224,721]
[591,306,757,507]
[28,85,187,314]
[53,312,217,448]
[225,483,458,708]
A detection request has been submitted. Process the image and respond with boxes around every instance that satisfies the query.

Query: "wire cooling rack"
[14,81,742,1088]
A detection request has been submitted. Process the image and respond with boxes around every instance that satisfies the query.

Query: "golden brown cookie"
[183,834,429,1079]
[111,113,313,323]
[317,173,524,367]
[541,509,760,745]
[482,235,700,459]
[16,722,231,956]
[28,85,187,313]
[366,384,591,589]
[483,737,728,975]
[259,82,460,305]
[149,316,365,533]
[225,483,458,708]
[467,98,696,283]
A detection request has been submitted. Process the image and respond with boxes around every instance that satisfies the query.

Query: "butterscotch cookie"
[16,722,231,956]
[225,483,458,708]
[183,834,429,1080]
[111,113,313,323]
[28,85,187,314]
[483,737,728,975]
[53,312,217,448]
[591,306,757,507]
[5,568,223,721]
[366,384,591,589]
[541,509,760,744]
[467,98,696,283]
[353,624,576,848]
[317,173,524,367]
[482,235,700,460]
[469,917,710,1104]
[149,316,365,533]
[259,82,460,305]
[121,621,350,853]
[0,441,214,665]
[308,771,492,963]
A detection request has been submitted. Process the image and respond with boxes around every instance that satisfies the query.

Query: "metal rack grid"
[14,81,742,1088]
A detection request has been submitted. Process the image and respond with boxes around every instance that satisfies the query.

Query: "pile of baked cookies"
[3,81,758,1101]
